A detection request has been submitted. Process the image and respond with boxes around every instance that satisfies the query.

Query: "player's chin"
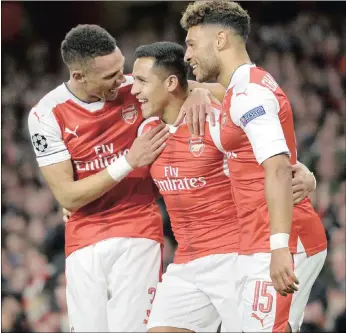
[141,103,154,119]
[105,89,119,101]
[195,72,206,83]
[142,108,152,119]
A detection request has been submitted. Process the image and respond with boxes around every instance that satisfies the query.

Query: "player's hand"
[126,123,169,168]
[62,207,71,223]
[270,248,299,296]
[173,88,215,136]
[292,162,316,204]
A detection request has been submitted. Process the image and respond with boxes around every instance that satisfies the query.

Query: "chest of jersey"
[220,88,250,154]
[54,93,143,176]
[150,126,226,194]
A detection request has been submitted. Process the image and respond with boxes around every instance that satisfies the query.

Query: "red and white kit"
[138,107,240,332]
[28,76,163,332]
[221,64,327,332]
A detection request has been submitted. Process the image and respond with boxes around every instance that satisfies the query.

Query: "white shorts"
[65,237,162,332]
[147,253,240,332]
[235,249,327,332]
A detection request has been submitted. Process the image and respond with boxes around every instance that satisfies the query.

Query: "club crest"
[189,137,205,157]
[121,104,138,124]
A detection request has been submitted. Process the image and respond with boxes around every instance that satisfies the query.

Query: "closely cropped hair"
[134,42,189,88]
[181,0,250,41]
[61,24,116,66]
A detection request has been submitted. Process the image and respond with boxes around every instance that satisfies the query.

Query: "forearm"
[43,156,133,212]
[56,169,117,212]
[265,163,293,235]
[188,80,225,103]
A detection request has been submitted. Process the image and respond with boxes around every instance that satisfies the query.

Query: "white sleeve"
[230,84,290,165]
[208,108,230,177]
[28,105,71,167]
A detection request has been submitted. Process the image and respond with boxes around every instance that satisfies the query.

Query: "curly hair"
[134,41,189,88]
[61,24,116,67]
[181,0,250,41]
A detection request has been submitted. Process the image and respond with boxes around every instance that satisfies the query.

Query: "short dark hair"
[61,24,117,67]
[181,0,251,41]
[134,42,189,89]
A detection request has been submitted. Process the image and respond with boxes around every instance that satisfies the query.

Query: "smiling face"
[74,47,126,102]
[131,57,170,119]
[184,25,220,82]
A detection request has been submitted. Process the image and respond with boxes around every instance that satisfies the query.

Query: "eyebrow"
[102,70,119,79]
[133,74,146,81]
[102,57,125,79]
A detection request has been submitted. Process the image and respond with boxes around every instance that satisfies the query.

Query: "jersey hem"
[239,241,327,256]
[174,247,239,264]
[65,233,163,258]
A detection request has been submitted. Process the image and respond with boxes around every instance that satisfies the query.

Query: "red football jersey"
[221,64,327,256]
[138,107,238,264]
[28,76,163,257]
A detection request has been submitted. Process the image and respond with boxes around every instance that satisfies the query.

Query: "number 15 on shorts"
[252,281,274,313]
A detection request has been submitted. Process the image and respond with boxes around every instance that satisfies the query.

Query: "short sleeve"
[230,84,290,164]
[28,105,71,167]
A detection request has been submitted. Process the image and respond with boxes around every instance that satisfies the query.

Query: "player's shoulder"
[231,74,278,113]
[29,83,69,118]
[229,64,279,98]
[137,117,163,137]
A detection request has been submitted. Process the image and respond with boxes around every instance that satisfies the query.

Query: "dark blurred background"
[2,1,345,332]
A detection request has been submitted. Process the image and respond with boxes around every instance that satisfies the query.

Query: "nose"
[130,81,139,96]
[120,74,126,84]
[184,48,192,63]
[117,73,126,85]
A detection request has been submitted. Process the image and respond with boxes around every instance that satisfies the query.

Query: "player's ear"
[71,70,86,84]
[166,75,179,93]
[216,30,227,51]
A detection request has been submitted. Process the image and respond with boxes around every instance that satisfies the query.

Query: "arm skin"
[262,154,293,235]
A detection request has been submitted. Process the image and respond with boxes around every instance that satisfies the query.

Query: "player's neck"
[218,47,252,88]
[161,89,189,125]
[66,80,100,103]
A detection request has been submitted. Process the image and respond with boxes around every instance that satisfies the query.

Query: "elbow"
[264,154,292,180]
[274,163,293,186]
[276,161,292,180]
[57,196,82,213]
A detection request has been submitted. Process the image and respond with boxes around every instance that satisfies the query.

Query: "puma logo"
[236,89,248,97]
[251,313,268,328]
[33,111,40,122]
[65,125,79,138]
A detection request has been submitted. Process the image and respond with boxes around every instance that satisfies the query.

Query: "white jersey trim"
[208,108,224,153]
[137,117,160,137]
[206,108,230,177]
